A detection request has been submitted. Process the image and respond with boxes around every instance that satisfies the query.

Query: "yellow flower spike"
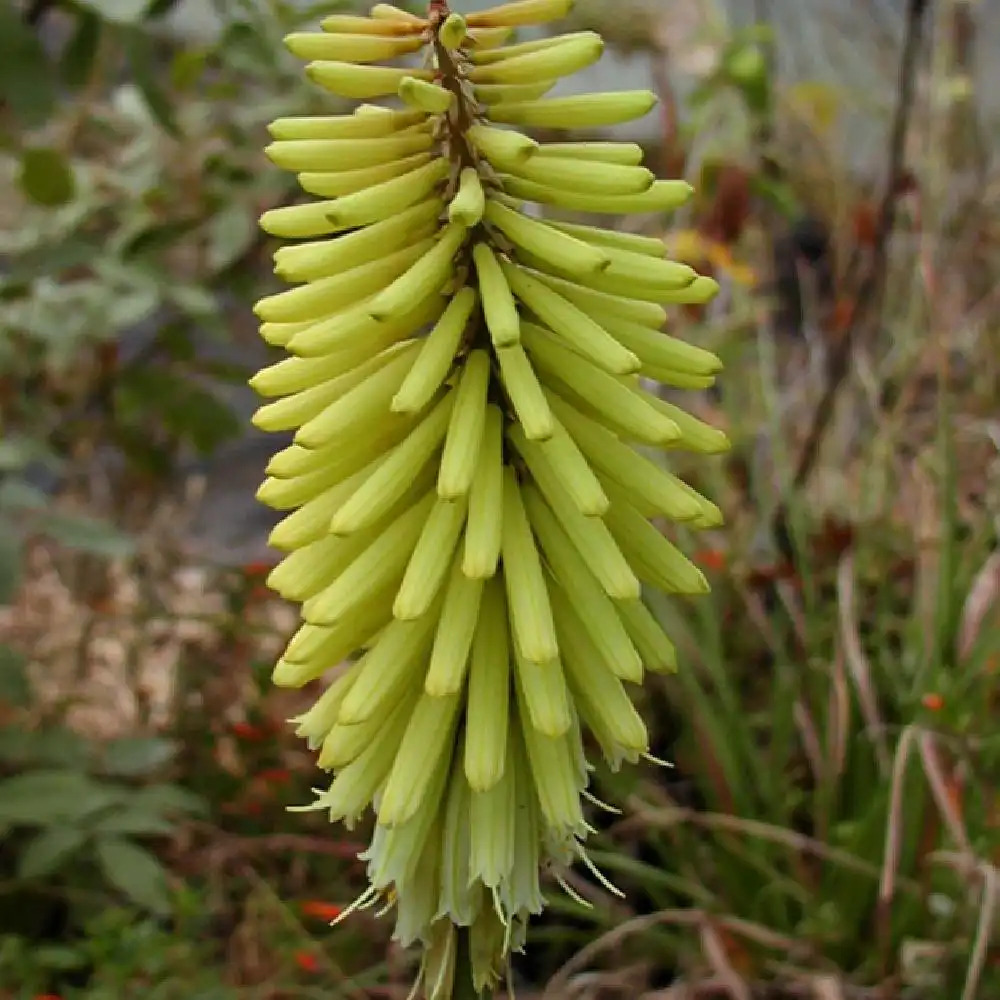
[321,12,425,34]
[601,481,711,595]
[615,599,678,675]
[320,691,415,824]
[379,688,463,826]
[448,167,486,227]
[485,89,657,128]
[394,495,469,619]
[467,0,576,29]
[467,32,603,84]
[284,31,425,63]
[365,754,450,894]
[549,585,649,767]
[289,662,362,747]
[302,491,434,626]
[547,217,667,257]
[268,108,427,140]
[501,261,639,374]
[519,322,680,446]
[484,197,610,277]
[269,458,434,551]
[473,80,556,103]
[462,404,505,578]
[544,392,704,522]
[255,3,728,994]
[297,152,435,198]
[273,197,444,283]
[438,349,489,498]
[330,392,456,535]
[276,596,394,688]
[512,681,585,835]
[392,287,478,414]
[520,483,642,683]
[471,243,520,349]
[438,11,468,49]
[509,431,639,600]
[436,763,476,923]
[306,61,434,100]
[251,342,418,433]
[469,728,516,887]
[499,466,559,663]
[494,345,552,441]
[523,264,667,326]
[400,76,456,114]
[336,601,442,726]
[464,576,510,792]
[369,3,426,22]
[511,640,572,738]
[425,550,483,696]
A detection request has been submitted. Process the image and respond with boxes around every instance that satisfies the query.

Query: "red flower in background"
[694,548,727,573]
[921,693,944,712]
[294,950,321,974]
[231,721,268,741]
[300,900,343,922]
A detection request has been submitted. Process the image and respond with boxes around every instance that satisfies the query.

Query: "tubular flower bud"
[252,1,729,996]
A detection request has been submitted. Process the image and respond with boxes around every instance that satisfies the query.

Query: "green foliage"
[0,725,204,911]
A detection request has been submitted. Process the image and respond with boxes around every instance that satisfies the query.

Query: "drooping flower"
[251,1,728,996]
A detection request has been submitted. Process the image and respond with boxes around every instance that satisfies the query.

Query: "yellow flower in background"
[251,0,729,995]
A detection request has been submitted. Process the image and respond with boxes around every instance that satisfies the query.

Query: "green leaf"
[0,645,30,708]
[70,0,153,23]
[6,236,103,282]
[123,29,180,136]
[207,203,255,272]
[0,724,35,763]
[120,218,200,259]
[170,48,208,91]
[129,784,207,818]
[95,837,171,915]
[101,736,176,777]
[0,769,119,825]
[0,2,57,126]
[41,512,135,560]
[114,369,241,456]
[91,808,176,837]
[0,478,49,511]
[29,726,92,766]
[61,11,103,89]
[18,826,89,879]
[19,148,77,208]
[33,944,89,970]
[0,436,62,474]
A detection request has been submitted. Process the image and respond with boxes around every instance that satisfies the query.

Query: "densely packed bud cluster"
[251,0,729,994]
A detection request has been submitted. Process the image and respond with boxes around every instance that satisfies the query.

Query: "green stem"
[453,928,485,1000]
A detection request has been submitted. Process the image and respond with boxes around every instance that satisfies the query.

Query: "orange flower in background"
[294,950,321,974]
[242,560,273,580]
[231,721,268,741]
[694,548,727,573]
[921,693,944,712]
[300,900,343,922]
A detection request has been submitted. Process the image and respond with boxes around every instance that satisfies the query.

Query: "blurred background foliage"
[1,0,999,997]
